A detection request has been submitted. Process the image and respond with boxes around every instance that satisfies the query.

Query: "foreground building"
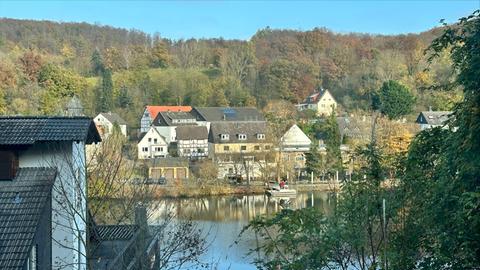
[0,116,101,270]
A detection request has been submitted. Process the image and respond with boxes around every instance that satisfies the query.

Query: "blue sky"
[0,1,478,40]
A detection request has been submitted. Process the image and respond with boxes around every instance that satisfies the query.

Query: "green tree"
[91,48,104,75]
[116,84,132,109]
[0,88,6,115]
[373,80,415,119]
[96,69,114,112]
[150,40,171,68]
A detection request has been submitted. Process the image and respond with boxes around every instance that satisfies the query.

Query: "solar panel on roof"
[223,108,236,115]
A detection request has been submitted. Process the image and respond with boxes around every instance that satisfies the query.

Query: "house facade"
[137,127,169,159]
[94,112,128,137]
[140,105,192,133]
[151,111,198,143]
[0,116,101,270]
[415,111,452,130]
[176,126,209,159]
[279,124,312,178]
[208,121,273,180]
[297,88,337,116]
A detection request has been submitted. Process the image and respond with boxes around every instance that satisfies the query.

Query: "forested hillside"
[0,18,461,127]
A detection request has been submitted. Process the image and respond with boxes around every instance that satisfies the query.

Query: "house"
[140,105,192,133]
[0,116,101,270]
[147,158,189,180]
[137,127,169,159]
[151,111,198,143]
[176,125,209,159]
[94,112,128,137]
[191,107,266,132]
[208,121,273,180]
[297,88,337,116]
[415,111,452,130]
[278,124,312,178]
[0,168,56,270]
[336,116,372,144]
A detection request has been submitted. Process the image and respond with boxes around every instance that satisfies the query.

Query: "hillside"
[0,18,461,127]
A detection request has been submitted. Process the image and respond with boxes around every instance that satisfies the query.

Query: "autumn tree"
[19,49,43,81]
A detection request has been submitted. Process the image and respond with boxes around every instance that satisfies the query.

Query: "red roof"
[145,106,192,118]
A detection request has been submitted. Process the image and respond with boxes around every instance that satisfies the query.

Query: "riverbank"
[149,181,341,199]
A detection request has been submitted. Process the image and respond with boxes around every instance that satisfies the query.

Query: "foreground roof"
[0,116,101,145]
[0,168,56,269]
[192,107,265,122]
[97,112,127,125]
[145,106,192,118]
[416,111,452,126]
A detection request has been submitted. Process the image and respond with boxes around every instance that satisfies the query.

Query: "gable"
[139,128,167,145]
[281,125,312,145]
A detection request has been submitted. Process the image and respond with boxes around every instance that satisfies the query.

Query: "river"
[149,191,334,269]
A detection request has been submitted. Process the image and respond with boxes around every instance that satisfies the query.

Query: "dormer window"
[238,134,247,140]
[257,133,265,140]
[220,134,230,140]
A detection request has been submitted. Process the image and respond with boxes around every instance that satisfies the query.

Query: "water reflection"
[150,191,334,222]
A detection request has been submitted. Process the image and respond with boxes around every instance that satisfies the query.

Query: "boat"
[265,181,297,197]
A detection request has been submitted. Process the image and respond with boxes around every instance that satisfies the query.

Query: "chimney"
[134,205,149,268]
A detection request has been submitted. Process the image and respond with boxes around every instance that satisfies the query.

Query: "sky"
[0,1,478,40]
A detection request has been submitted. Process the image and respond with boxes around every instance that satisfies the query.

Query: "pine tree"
[96,69,113,112]
[91,48,104,76]
[117,85,131,108]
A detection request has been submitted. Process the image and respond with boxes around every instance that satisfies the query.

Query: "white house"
[280,124,312,152]
[140,105,192,133]
[151,111,198,143]
[0,116,101,270]
[415,111,452,130]
[176,125,209,159]
[296,88,337,116]
[94,112,128,137]
[137,127,169,159]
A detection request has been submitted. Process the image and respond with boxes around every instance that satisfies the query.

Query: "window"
[142,147,148,152]
[257,133,265,140]
[155,147,163,152]
[238,134,247,140]
[223,146,230,151]
[265,145,271,150]
[154,138,158,143]
[0,151,18,180]
[148,138,152,142]
[241,145,247,151]
[220,134,230,140]
[254,145,260,151]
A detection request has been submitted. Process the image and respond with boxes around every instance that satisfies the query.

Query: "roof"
[176,126,208,140]
[97,112,127,125]
[0,116,101,145]
[209,122,267,143]
[145,106,192,118]
[147,157,189,168]
[303,89,336,104]
[94,225,137,241]
[0,168,56,269]
[416,111,452,126]
[138,127,167,144]
[191,107,265,122]
[280,124,312,147]
[152,111,197,127]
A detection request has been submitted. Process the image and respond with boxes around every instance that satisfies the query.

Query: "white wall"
[137,128,168,159]
[156,126,176,143]
[19,142,87,270]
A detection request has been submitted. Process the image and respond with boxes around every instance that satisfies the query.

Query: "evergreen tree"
[117,84,132,108]
[305,142,322,176]
[91,48,104,76]
[96,69,113,112]
[373,80,415,119]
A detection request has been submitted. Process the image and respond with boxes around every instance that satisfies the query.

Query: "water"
[149,191,333,269]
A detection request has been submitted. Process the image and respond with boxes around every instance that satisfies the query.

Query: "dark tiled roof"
[209,122,267,143]
[147,157,189,167]
[152,111,197,127]
[0,116,101,145]
[0,168,56,270]
[176,126,208,140]
[416,111,452,126]
[98,113,127,125]
[94,225,137,241]
[191,107,265,122]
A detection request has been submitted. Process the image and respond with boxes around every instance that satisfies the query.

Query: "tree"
[19,49,43,82]
[96,69,114,112]
[373,80,415,119]
[116,84,132,109]
[150,40,171,68]
[0,88,6,115]
[91,48,104,75]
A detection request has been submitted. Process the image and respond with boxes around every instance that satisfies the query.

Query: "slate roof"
[0,116,101,146]
[209,122,267,143]
[152,111,197,127]
[416,111,452,126]
[0,167,56,270]
[191,107,265,122]
[147,157,189,167]
[94,225,137,241]
[176,126,208,140]
[98,112,127,125]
